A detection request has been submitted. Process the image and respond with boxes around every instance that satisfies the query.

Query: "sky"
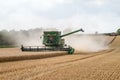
[0,0,120,33]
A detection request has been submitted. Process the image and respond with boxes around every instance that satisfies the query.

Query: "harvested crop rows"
[0,36,120,80]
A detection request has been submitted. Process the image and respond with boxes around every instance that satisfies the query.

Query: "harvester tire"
[68,48,75,54]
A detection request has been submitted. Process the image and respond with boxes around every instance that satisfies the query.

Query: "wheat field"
[0,36,120,80]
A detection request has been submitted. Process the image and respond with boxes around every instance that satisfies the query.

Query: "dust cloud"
[0,28,44,47]
[14,28,58,46]
[0,28,109,52]
[65,35,109,52]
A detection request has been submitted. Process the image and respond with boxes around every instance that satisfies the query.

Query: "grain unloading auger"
[21,29,84,54]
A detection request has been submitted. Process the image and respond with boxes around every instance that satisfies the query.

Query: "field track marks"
[26,49,115,80]
[0,49,113,74]
[0,53,67,62]
[55,49,114,65]
[0,49,114,80]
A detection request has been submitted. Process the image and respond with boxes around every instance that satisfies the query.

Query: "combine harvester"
[21,29,84,54]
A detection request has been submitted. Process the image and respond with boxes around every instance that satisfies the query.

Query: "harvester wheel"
[68,48,75,54]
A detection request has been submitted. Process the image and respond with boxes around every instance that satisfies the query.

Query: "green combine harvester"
[21,28,84,54]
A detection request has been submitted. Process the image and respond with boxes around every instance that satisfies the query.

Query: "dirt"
[0,36,120,80]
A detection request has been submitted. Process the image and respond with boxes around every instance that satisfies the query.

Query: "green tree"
[117,28,120,35]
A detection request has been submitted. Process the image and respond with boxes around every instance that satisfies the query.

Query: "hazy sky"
[0,0,120,32]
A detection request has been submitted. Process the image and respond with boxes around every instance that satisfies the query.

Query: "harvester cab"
[21,28,84,54]
[43,31,63,47]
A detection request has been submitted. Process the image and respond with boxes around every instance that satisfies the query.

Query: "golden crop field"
[0,36,120,80]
